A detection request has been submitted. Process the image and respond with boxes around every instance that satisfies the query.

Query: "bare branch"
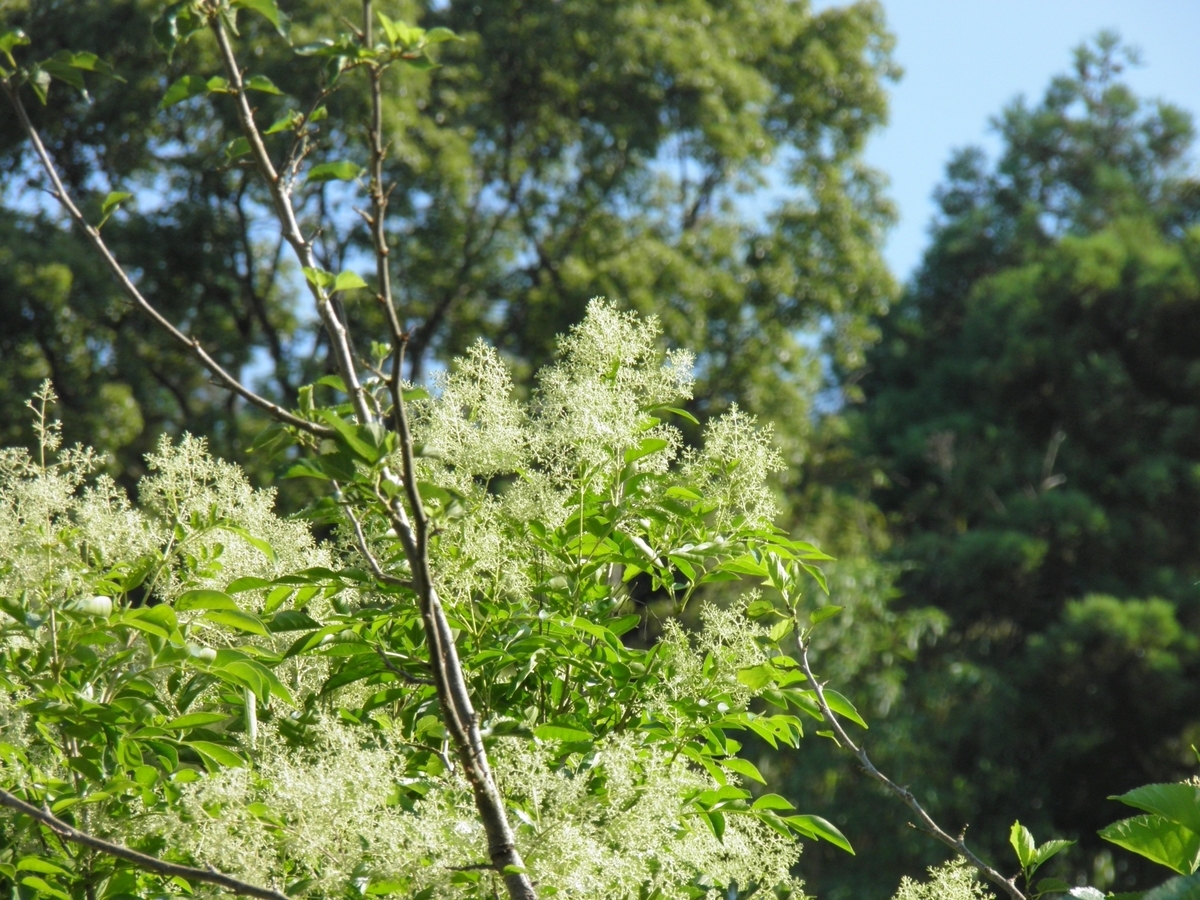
[208,14,373,427]
[0,78,329,439]
[796,639,1026,900]
[0,788,289,900]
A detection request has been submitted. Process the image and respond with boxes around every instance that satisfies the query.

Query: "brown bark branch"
[359,6,536,895]
[0,788,289,900]
[796,638,1026,900]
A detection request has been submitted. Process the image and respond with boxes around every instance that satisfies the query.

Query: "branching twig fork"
[0,788,288,900]
[796,639,1027,900]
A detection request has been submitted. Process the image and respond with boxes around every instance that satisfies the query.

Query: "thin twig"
[333,484,412,590]
[208,13,372,427]
[0,788,289,900]
[796,639,1026,900]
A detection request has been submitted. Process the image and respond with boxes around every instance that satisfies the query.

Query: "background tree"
[0,0,898,495]
[795,34,1200,900]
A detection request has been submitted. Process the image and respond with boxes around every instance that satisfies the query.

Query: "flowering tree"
[0,4,1070,900]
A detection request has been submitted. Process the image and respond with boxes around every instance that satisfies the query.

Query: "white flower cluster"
[161,721,805,900]
[891,860,994,900]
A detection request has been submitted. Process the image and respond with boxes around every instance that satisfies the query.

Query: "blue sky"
[854,0,1200,281]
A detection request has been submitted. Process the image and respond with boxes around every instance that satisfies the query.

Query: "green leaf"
[1011,821,1037,868]
[225,136,252,159]
[307,161,363,183]
[100,191,132,223]
[222,526,279,564]
[809,605,843,625]
[1145,874,1200,900]
[719,757,766,784]
[163,712,229,730]
[624,437,669,464]
[376,12,402,47]
[302,266,336,290]
[176,590,238,611]
[787,814,854,854]
[264,109,302,134]
[226,576,273,593]
[533,724,593,743]
[333,271,368,292]
[423,27,462,44]
[822,689,868,728]
[231,0,289,36]
[266,610,321,633]
[186,740,245,770]
[160,74,209,109]
[800,560,829,595]
[751,793,795,812]
[318,410,379,463]
[1034,839,1076,868]
[1100,815,1200,875]
[0,29,31,68]
[18,876,69,900]
[1114,784,1200,835]
[736,664,775,691]
[203,609,270,637]
[16,858,71,877]
[244,74,283,95]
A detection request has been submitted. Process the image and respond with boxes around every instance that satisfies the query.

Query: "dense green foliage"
[0,0,897,489]
[9,2,1200,899]
[820,35,1200,898]
[0,308,858,900]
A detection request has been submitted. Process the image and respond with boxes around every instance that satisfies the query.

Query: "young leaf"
[1010,821,1037,868]
[231,0,289,37]
[98,191,132,228]
[160,74,209,109]
[1033,839,1076,868]
[307,161,364,183]
[333,271,368,293]
[786,815,854,854]
[423,27,462,44]
[245,74,283,95]
[809,605,843,625]
[302,266,336,290]
[0,29,30,68]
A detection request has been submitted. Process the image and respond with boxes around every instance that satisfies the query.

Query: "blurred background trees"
[795,34,1200,900]
[3,2,1200,898]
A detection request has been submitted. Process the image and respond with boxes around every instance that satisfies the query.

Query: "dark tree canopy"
[814,35,1200,899]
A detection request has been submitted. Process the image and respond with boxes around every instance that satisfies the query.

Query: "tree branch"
[796,638,1026,900]
[0,788,289,900]
[0,77,328,439]
[208,13,372,427]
